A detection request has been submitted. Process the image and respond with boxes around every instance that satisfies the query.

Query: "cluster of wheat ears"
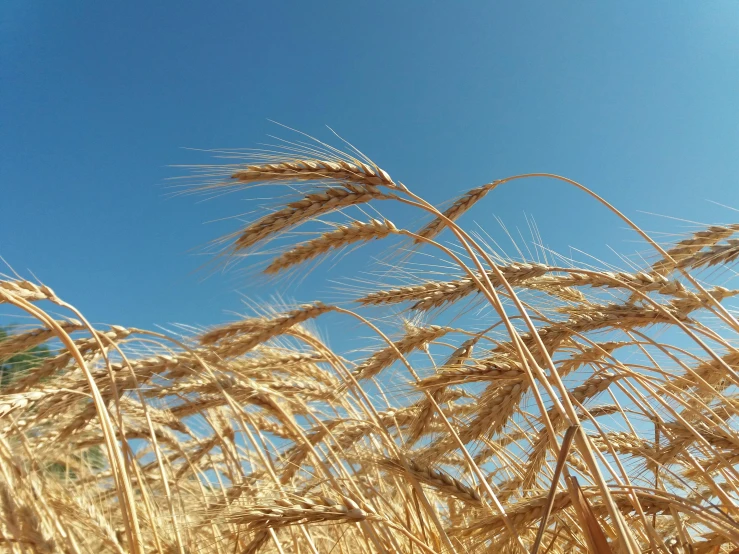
[1,136,739,554]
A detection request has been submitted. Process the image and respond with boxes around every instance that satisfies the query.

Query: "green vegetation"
[0,325,51,388]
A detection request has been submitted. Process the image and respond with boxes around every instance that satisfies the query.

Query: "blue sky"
[1,2,738,331]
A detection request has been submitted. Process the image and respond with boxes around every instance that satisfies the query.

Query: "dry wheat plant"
[1,133,739,554]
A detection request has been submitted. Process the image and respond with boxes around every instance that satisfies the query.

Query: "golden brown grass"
[1,135,739,553]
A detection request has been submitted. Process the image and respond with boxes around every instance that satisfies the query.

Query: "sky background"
[1,2,738,332]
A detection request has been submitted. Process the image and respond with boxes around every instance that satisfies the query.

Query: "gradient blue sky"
[1,2,738,330]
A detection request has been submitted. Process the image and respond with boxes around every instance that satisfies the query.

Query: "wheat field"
[1,137,739,554]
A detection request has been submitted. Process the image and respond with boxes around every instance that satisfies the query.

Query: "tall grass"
[1,136,738,553]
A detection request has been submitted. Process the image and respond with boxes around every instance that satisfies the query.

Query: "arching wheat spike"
[0,389,61,418]
[0,280,56,303]
[688,351,739,394]
[218,495,374,528]
[210,303,333,356]
[438,366,615,462]
[557,341,626,375]
[376,456,482,505]
[432,340,620,394]
[407,338,477,446]
[589,432,656,459]
[450,491,574,539]
[652,224,739,274]
[416,356,522,389]
[265,219,399,275]
[558,302,685,330]
[667,286,739,317]
[233,350,335,385]
[200,303,330,345]
[357,262,551,309]
[231,159,395,188]
[235,350,324,371]
[552,270,688,296]
[353,324,451,381]
[678,239,739,269]
[234,184,396,252]
[358,266,700,310]
[522,373,619,488]
[5,325,135,394]
[415,181,500,240]
[0,320,83,362]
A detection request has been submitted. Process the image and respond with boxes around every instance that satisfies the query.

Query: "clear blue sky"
[1,2,738,331]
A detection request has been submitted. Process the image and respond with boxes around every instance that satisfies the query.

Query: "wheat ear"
[265,219,399,274]
[415,181,501,240]
[231,159,395,188]
[233,184,396,252]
